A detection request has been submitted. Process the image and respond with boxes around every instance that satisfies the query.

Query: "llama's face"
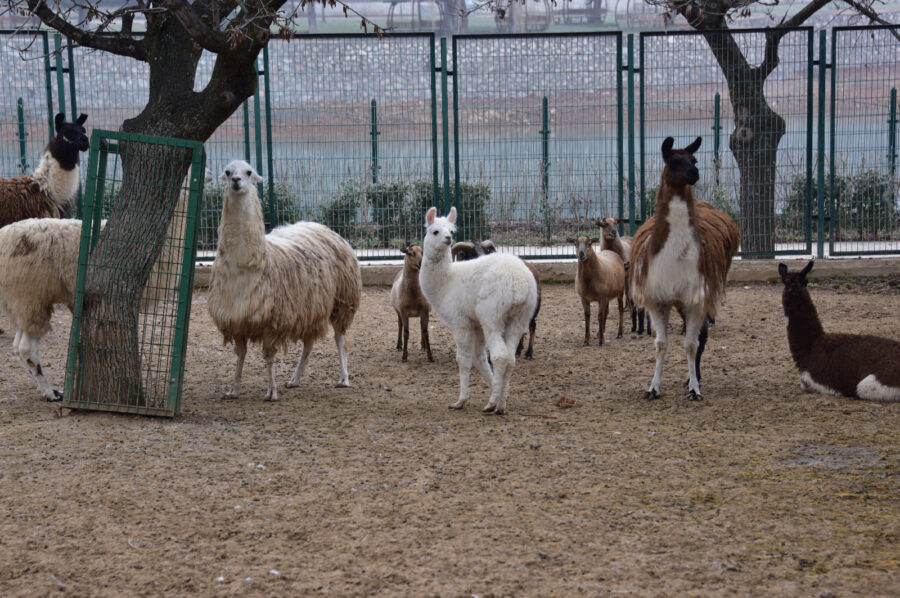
[402,245,423,271]
[54,112,90,152]
[778,261,814,314]
[423,206,457,254]
[661,136,701,187]
[220,160,263,193]
[569,235,599,262]
[597,218,618,240]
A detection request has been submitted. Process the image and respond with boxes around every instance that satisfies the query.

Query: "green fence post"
[251,59,267,225]
[430,35,440,212]
[540,96,549,206]
[16,98,28,174]
[370,99,379,184]
[616,34,627,235]
[450,36,460,226]
[817,30,827,259]
[53,34,67,123]
[242,100,251,163]
[42,32,54,139]
[628,34,638,224]
[440,37,451,216]
[713,92,721,187]
[889,87,897,181]
[262,45,275,224]
[805,28,815,256]
[66,40,77,118]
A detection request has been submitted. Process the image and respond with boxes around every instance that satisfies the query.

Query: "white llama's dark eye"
[246,170,252,176]
[432,230,438,235]
[225,170,231,176]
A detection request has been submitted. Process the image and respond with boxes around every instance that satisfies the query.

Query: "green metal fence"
[1,28,898,259]
[452,32,623,257]
[640,28,815,258]
[829,25,900,255]
[63,130,205,417]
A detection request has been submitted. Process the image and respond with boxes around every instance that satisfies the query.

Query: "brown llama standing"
[390,244,433,362]
[569,235,626,346]
[630,136,740,400]
[779,261,900,401]
[596,216,650,335]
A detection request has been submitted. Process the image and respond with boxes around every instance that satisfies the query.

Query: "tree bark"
[75,13,262,407]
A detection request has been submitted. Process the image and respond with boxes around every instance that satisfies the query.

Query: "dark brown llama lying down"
[779,261,900,402]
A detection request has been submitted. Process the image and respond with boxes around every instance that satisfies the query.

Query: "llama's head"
[401,244,424,271]
[661,136,701,188]
[567,235,599,262]
[220,159,263,193]
[779,260,814,315]
[596,217,619,240]
[53,112,89,152]
[424,206,457,255]
[452,239,496,261]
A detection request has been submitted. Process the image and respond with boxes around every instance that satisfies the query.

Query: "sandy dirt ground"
[0,278,898,597]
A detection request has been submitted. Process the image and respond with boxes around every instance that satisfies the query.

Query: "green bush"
[411,180,492,242]
[367,180,411,245]
[318,179,362,240]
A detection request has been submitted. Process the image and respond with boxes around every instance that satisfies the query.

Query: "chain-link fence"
[1,27,898,259]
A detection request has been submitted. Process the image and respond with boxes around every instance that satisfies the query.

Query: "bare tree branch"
[23,0,147,60]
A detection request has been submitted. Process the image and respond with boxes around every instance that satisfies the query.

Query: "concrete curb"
[192,256,900,288]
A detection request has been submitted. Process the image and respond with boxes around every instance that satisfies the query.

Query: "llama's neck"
[419,246,453,312]
[30,151,80,205]
[217,191,267,269]
[46,137,80,171]
[783,286,825,362]
[601,235,623,256]
[649,183,697,257]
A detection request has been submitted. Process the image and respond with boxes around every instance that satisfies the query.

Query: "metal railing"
[1,27,897,259]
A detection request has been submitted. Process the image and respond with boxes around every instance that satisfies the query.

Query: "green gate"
[451,32,624,257]
[62,131,206,417]
[639,28,816,258]
[829,25,900,256]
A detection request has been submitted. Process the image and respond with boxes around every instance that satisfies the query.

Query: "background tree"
[1,0,379,404]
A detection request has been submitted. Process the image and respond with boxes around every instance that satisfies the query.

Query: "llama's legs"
[683,309,706,400]
[524,316,536,359]
[420,312,434,362]
[225,336,248,399]
[263,340,279,401]
[616,294,624,339]
[495,331,522,414]
[286,339,314,388]
[334,331,350,387]
[483,331,513,414]
[646,307,669,399]
[15,331,59,401]
[582,298,591,346]
[395,312,403,352]
[401,313,410,362]
[450,327,477,410]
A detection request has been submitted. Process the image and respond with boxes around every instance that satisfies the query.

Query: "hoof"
[583,340,590,347]
[401,355,408,363]
[482,403,496,413]
[46,390,63,403]
[644,389,661,400]
[285,380,299,388]
[336,379,350,388]
[449,402,465,410]
[688,390,704,401]
[222,393,240,400]
[427,355,434,363]
[265,389,279,401]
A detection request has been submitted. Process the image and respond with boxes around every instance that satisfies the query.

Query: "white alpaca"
[0,169,211,401]
[208,160,361,400]
[418,207,538,414]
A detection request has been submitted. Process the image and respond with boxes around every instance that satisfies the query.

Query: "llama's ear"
[75,113,88,126]
[590,237,600,244]
[249,168,263,183]
[451,241,473,257]
[54,113,64,133]
[447,206,457,224]
[425,207,437,227]
[204,168,214,183]
[218,168,229,183]
[686,136,702,154]
[481,239,495,252]
[661,137,675,161]
[778,263,788,283]
[800,260,814,281]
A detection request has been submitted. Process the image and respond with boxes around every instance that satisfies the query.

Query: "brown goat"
[780,261,899,401]
[596,216,650,335]
[568,235,625,346]
[451,239,542,359]
[390,245,433,362]
[630,136,740,400]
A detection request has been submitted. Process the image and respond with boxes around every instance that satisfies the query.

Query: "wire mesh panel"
[63,131,205,417]
[829,26,900,255]
[452,33,623,258]
[0,30,53,178]
[640,29,814,257]
[263,34,438,258]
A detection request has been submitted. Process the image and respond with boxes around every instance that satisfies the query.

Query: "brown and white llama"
[596,216,650,335]
[779,261,899,402]
[390,244,433,362]
[630,136,740,400]
[568,235,626,346]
